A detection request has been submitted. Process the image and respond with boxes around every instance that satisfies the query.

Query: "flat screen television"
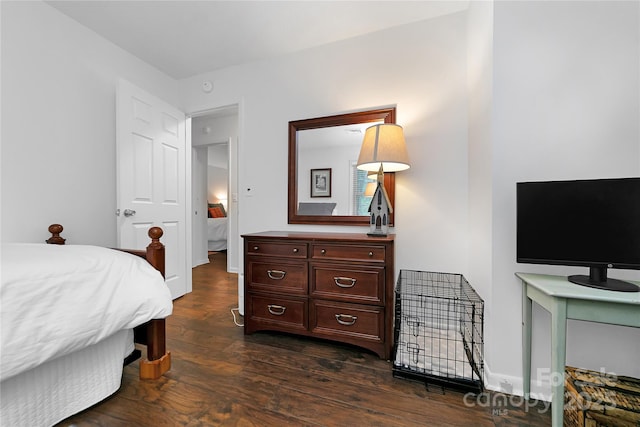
[516,177,640,292]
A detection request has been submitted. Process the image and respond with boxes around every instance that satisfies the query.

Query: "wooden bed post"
[46,224,171,380]
[145,226,165,278]
[46,224,66,245]
[138,226,171,380]
[139,319,171,379]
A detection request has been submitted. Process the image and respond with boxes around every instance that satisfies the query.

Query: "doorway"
[190,105,239,275]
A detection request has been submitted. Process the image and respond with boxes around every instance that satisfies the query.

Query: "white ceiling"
[46,1,469,79]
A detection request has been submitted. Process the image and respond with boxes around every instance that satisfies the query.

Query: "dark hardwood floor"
[57,252,551,426]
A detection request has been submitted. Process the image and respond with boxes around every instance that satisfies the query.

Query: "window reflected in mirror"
[351,164,376,216]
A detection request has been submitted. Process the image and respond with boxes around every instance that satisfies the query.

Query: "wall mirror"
[288,107,396,225]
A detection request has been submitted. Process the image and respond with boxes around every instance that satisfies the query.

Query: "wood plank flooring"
[57,252,551,426]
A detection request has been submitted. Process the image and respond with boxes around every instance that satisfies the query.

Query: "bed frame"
[46,224,171,379]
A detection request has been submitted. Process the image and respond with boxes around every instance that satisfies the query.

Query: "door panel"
[161,142,179,203]
[132,134,153,201]
[117,79,189,299]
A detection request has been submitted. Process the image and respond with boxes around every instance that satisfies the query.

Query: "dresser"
[243,231,395,359]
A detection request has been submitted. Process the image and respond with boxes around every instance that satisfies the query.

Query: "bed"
[297,202,337,215]
[0,224,173,427]
[207,202,228,251]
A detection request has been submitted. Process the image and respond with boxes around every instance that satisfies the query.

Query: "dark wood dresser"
[242,231,395,359]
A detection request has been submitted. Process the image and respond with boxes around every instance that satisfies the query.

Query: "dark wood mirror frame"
[288,107,396,226]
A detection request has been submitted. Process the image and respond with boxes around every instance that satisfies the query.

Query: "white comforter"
[207,217,227,242]
[0,243,173,381]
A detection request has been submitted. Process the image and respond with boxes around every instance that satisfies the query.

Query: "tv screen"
[516,177,640,292]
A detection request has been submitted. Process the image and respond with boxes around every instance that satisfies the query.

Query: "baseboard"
[483,363,551,402]
[193,258,210,267]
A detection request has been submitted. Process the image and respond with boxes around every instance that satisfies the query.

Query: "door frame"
[188,104,240,277]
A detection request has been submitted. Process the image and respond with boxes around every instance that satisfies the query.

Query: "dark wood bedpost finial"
[146,227,165,278]
[148,226,163,247]
[46,224,66,245]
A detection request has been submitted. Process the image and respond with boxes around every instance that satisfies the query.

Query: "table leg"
[522,282,532,400]
[549,298,567,427]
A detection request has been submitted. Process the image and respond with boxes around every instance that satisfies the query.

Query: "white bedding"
[207,217,227,241]
[0,243,173,381]
[1,329,133,427]
[207,217,227,251]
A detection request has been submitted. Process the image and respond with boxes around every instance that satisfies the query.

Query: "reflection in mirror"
[288,108,396,226]
[297,123,378,215]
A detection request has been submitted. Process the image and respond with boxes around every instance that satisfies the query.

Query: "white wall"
[1,1,180,245]
[192,113,237,147]
[490,0,640,398]
[180,11,471,275]
[466,0,496,389]
[207,165,228,203]
[207,144,229,204]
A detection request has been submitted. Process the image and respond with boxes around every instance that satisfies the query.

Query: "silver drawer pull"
[253,246,259,251]
[335,314,358,326]
[334,277,356,288]
[267,305,286,316]
[267,270,286,280]
[320,249,326,254]
[368,251,374,257]
[293,248,299,253]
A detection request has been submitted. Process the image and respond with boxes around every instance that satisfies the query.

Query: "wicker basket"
[564,366,640,427]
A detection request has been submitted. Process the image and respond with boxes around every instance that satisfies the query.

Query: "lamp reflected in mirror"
[364,181,377,197]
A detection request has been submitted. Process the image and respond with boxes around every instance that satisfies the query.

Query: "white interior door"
[116,79,190,299]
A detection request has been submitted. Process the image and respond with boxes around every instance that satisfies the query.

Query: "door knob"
[123,209,136,217]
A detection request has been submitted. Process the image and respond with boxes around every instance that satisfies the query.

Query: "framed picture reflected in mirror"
[310,168,331,197]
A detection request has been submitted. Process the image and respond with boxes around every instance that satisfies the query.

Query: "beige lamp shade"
[356,123,410,172]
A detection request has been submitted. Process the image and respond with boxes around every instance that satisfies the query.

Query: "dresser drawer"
[311,243,385,263]
[247,294,307,331]
[246,259,307,295]
[310,300,384,343]
[310,264,384,305]
[246,240,307,258]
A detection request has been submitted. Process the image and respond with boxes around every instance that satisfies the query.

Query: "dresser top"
[242,230,395,243]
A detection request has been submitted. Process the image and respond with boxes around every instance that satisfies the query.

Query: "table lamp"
[356,123,410,236]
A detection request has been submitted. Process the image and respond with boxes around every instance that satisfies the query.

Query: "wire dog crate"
[393,270,484,393]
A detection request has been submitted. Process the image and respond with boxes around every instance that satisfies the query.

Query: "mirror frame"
[288,107,396,226]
